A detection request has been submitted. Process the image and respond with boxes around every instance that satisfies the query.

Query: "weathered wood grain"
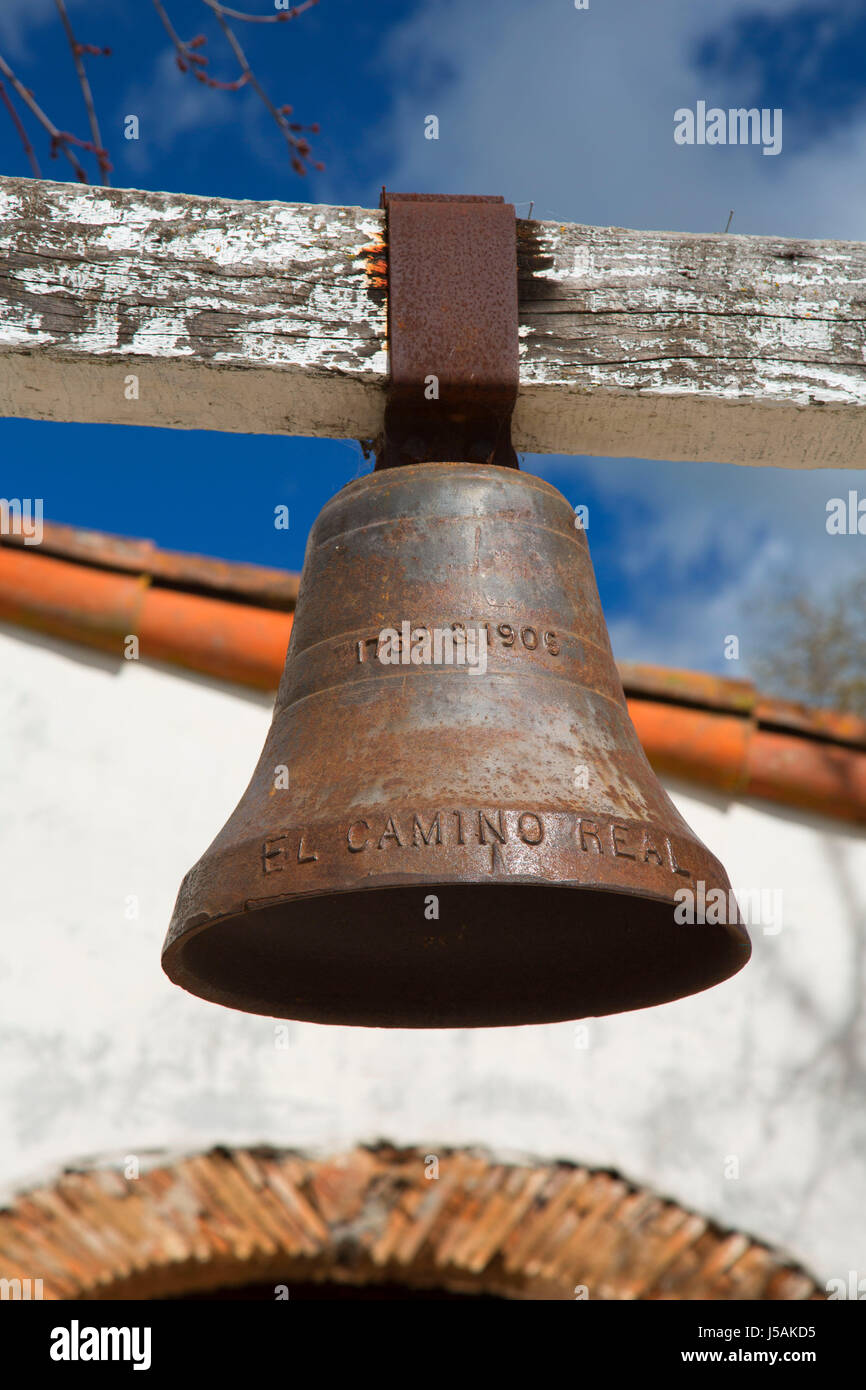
[1,175,865,466]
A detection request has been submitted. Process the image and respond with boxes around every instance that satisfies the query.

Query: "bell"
[162,460,750,1026]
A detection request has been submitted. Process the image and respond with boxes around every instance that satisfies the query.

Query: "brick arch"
[0,1146,822,1301]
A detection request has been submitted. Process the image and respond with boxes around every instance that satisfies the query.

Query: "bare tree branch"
[747,573,866,716]
[0,79,41,178]
[2,1,321,183]
[53,0,112,184]
[151,0,321,174]
[201,0,320,23]
[151,0,246,90]
[0,50,90,181]
[207,1,321,172]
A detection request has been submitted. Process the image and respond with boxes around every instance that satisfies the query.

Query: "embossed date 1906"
[356,620,560,663]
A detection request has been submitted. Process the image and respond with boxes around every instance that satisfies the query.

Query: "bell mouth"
[163,883,751,1028]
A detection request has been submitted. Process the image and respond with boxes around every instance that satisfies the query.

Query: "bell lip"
[167,871,747,925]
[162,868,747,953]
[161,878,752,1029]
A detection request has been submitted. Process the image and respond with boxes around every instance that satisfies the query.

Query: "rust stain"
[378,193,519,469]
[517,218,556,282]
[360,239,388,292]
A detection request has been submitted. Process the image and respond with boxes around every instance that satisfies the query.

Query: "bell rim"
[162,878,752,1028]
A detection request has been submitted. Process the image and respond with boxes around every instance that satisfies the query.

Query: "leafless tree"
[0,0,321,185]
[747,572,866,716]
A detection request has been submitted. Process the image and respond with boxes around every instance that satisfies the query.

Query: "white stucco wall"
[1,620,864,1288]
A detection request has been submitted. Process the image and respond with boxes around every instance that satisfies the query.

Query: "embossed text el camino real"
[346,809,545,852]
[574,817,690,877]
[261,812,691,878]
[262,832,318,872]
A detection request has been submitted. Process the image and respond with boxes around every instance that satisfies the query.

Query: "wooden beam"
[1,175,865,467]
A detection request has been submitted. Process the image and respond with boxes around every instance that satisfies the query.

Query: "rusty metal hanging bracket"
[378,190,519,470]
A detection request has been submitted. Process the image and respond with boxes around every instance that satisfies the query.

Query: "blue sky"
[1,0,864,677]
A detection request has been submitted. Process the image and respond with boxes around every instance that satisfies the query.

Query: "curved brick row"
[0,1146,822,1301]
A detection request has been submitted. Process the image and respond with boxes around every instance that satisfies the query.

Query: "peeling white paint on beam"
[1,176,865,465]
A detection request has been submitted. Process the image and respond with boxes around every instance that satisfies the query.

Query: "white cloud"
[370,0,866,679]
[0,0,102,60]
[537,450,864,673]
[374,0,866,236]
[119,47,241,174]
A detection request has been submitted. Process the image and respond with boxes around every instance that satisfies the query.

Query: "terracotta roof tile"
[1,520,864,822]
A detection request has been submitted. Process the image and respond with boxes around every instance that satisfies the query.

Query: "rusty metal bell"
[162,460,751,1026]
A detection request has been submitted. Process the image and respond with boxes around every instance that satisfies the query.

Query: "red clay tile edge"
[0,530,864,824]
